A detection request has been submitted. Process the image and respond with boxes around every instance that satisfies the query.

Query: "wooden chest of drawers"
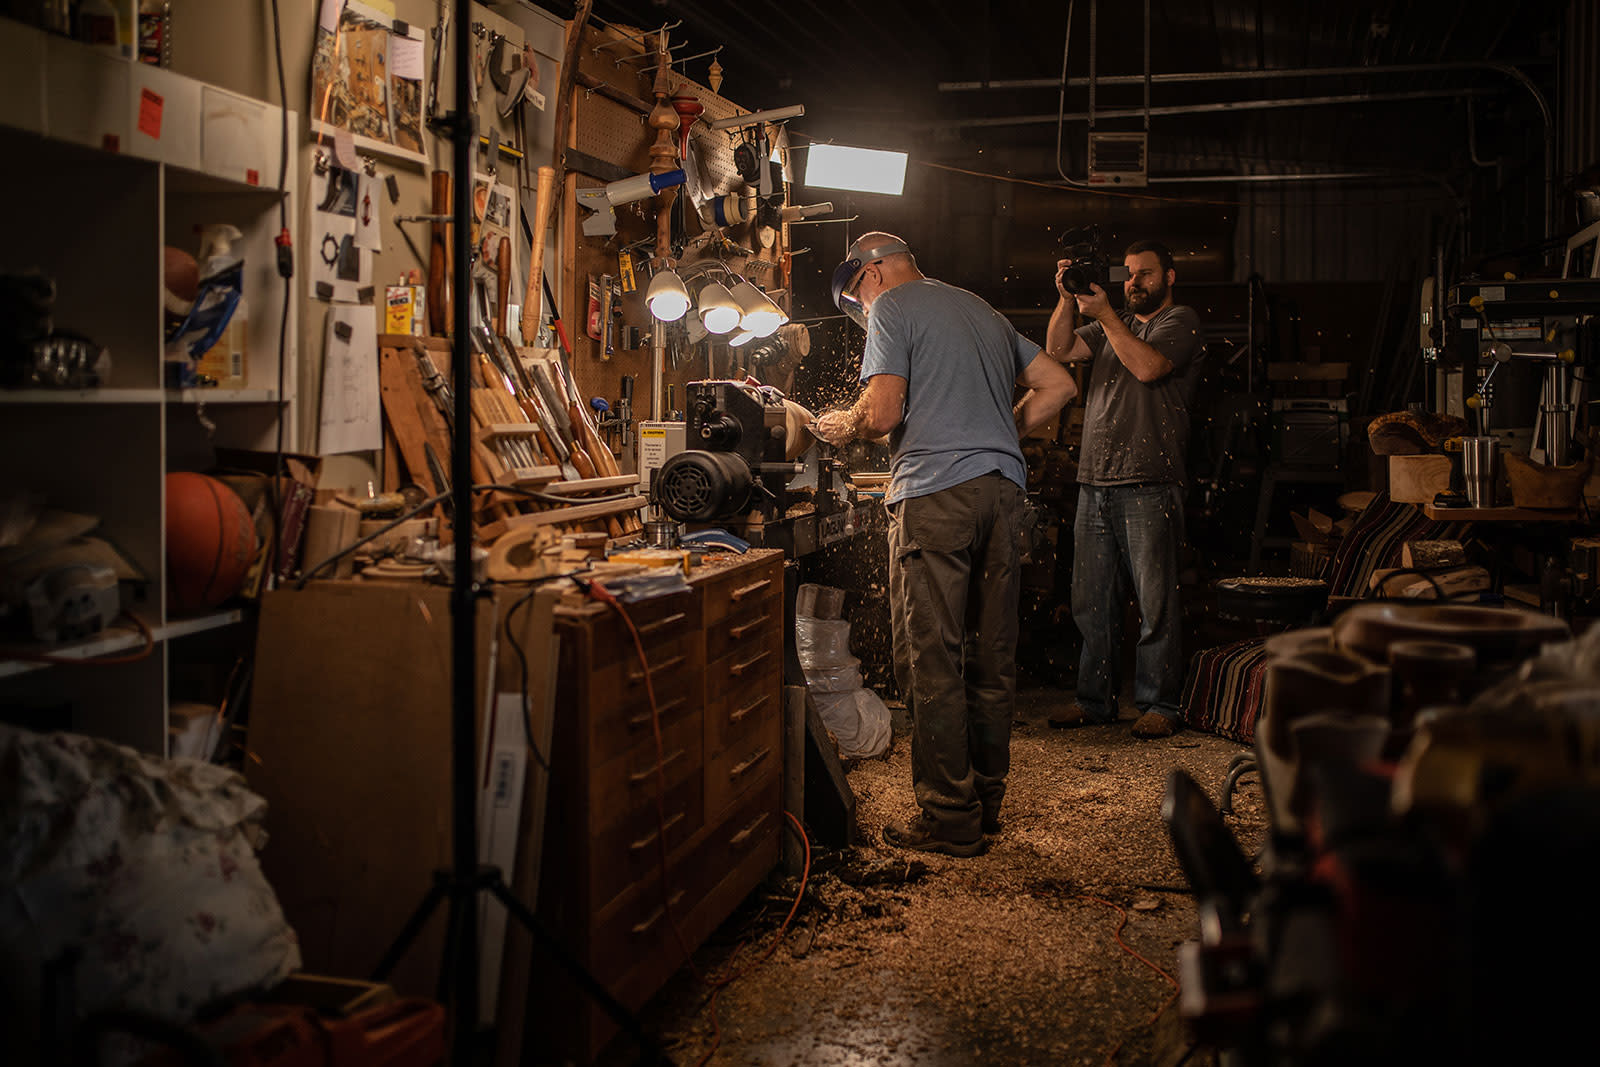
[515,549,786,1063]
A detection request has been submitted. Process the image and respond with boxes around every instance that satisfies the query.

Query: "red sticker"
[246,169,260,186]
[138,88,163,139]
[102,133,119,153]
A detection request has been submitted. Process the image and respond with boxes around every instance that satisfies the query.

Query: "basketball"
[166,472,259,614]
[163,246,200,303]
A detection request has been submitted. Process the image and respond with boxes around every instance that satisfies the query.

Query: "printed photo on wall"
[309,163,373,304]
[310,0,426,163]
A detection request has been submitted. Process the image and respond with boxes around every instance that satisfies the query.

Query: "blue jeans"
[1071,483,1185,723]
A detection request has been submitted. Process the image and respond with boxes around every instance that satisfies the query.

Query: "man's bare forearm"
[1045,298,1085,362]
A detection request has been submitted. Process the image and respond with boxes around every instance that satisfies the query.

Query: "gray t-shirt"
[1075,303,1202,485]
[860,278,1040,505]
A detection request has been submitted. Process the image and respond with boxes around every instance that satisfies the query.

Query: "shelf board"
[0,388,284,405]
[0,609,244,680]
[167,389,283,404]
[1422,504,1579,522]
[0,388,164,404]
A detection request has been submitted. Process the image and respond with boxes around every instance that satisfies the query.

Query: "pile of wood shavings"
[615,686,1269,1067]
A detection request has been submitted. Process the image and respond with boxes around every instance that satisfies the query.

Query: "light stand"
[368,3,669,1063]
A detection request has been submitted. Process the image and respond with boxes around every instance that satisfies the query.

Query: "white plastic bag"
[803,655,863,694]
[795,616,853,669]
[811,686,892,759]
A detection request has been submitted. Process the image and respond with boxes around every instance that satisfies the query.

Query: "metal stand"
[371,5,668,1063]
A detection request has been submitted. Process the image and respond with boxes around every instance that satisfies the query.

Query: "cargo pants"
[888,472,1023,839]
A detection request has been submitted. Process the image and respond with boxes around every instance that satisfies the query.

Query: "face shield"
[830,234,910,329]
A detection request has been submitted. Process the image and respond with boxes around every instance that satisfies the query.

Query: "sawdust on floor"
[610,684,1270,1067]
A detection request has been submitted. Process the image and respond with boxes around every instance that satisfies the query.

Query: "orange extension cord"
[1087,894,1182,1066]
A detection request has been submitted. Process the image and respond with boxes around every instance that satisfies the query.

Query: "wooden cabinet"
[0,26,297,755]
[517,549,786,1064]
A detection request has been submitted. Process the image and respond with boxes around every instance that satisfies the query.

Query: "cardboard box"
[248,581,560,1012]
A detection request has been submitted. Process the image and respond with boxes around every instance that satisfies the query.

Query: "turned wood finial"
[647,30,679,176]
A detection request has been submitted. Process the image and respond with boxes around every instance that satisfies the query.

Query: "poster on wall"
[310,0,426,164]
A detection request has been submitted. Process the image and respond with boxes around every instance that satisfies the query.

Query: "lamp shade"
[730,280,785,338]
[646,269,690,321]
[696,281,741,334]
[728,328,756,347]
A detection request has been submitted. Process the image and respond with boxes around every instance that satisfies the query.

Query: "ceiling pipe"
[924,87,1498,129]
[947,58,1553,233]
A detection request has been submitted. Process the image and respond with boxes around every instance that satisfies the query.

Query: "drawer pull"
[626,653,685,685]
[730,579,772,602]
[728,694,770,724]
[629,748,685,785]
[729,811,770,850]
[626,696,687,730]
[729,650,769,677]
[636,611,689,637]
[729,746,771,781]
[631,891,685,936]
[729,618,765,641]
[629,810,687,852]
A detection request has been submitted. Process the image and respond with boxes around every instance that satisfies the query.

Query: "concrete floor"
[595,683,1266,1067]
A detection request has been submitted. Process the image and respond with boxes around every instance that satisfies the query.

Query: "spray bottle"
[194,224,247,388]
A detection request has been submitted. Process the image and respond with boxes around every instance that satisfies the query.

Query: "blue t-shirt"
[860,278,1040,505]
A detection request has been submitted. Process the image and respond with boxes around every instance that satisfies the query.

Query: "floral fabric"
[0,724,301,1051]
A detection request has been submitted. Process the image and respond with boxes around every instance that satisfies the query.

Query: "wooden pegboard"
[556,19,797,436]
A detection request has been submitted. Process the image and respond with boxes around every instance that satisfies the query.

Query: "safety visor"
[830,258,870,329]
[830,236,910,329]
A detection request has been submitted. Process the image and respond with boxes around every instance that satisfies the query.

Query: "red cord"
[586,581,812,1067]
[1088,895,1181,1066]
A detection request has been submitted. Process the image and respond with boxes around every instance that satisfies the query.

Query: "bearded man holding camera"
[1044,239,1203,739]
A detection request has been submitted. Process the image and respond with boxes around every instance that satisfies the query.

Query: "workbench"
[514,548,786,1063]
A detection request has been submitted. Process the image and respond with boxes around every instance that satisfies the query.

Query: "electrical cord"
[693,811,811,1067]
[292,481,641,588]
[502,588,552,772]
[575,576,812,1067]
[1088,894,1180,1066]
[268,0,293,586]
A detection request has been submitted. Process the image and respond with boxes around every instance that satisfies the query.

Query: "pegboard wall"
[557,19,795,442]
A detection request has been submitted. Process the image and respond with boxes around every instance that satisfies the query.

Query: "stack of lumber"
[1368,539,1489,599]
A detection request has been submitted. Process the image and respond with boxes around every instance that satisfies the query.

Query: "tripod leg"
[486,875,672,1066]
[374,877,450,982]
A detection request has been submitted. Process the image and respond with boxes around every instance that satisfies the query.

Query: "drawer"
[700,561,781,629]
[706,594,781,665]
[584,662,700,766]
[710,772,782,880]
[589,772,780,985]
[706,710,781,819]
[705,682,780,762]
[583,630,701,720]
[705,640,779,705]
[570,591,700,672]
[589,768,705,914]
[589,712,703,832]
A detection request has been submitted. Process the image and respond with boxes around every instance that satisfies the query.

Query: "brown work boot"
[1048,703,1113,729]
[1132,711,1179,739]
[883,814,988,857]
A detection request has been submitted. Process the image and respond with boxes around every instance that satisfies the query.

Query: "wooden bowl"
[1503,449,1592,510]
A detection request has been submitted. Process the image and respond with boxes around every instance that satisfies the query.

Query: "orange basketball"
[164,245,200,303]
[166,472,258,614]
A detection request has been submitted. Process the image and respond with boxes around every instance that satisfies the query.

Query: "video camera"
[1057,224,1129,295]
